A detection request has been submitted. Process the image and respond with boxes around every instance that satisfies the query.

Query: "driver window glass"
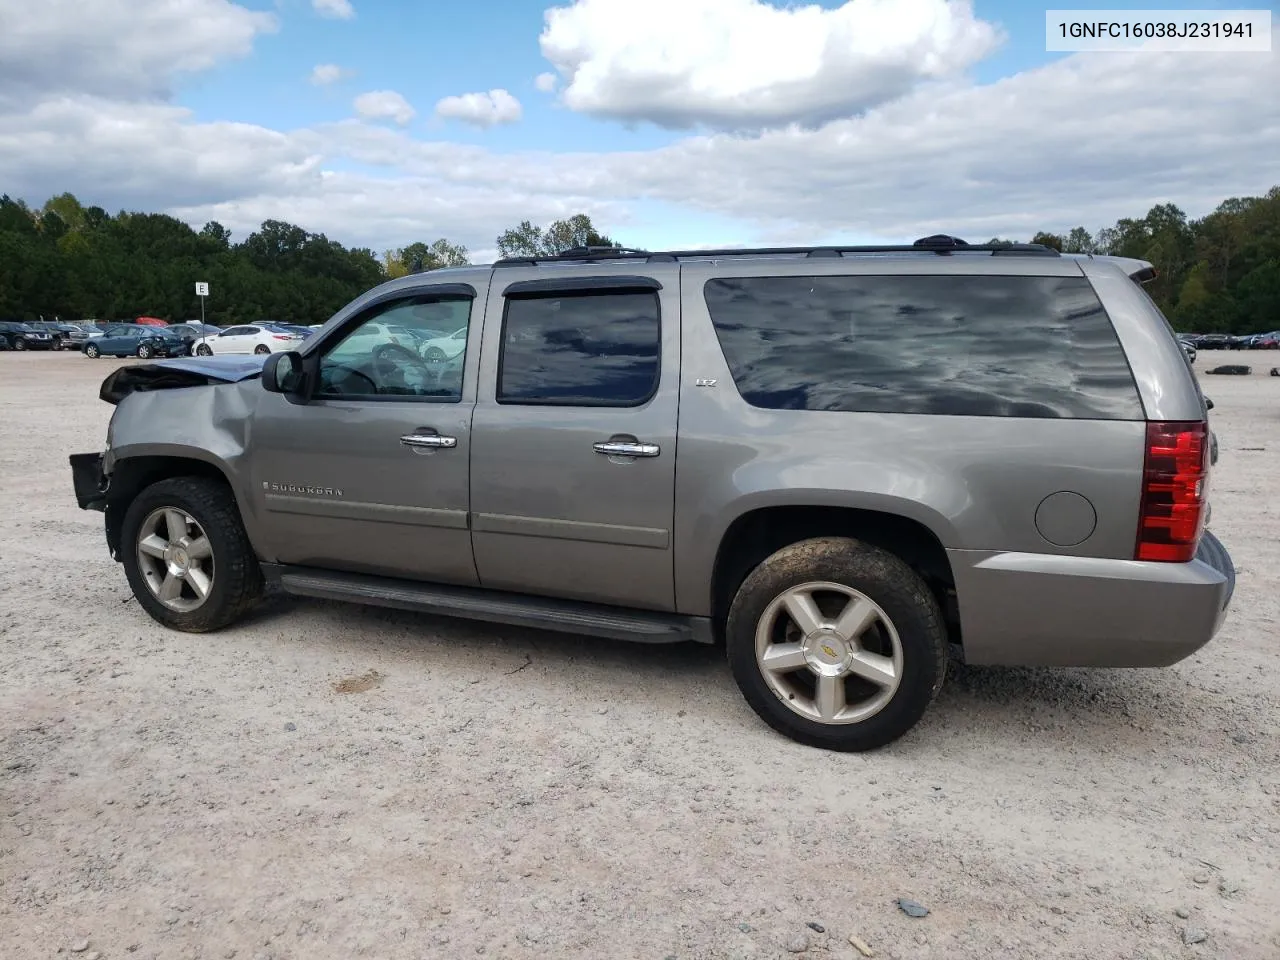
[318,295,473,401]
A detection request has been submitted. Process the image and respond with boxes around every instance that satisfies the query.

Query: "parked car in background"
[135,316,169,327]
[1195,333,1231,349]
[82,324,180,359]
[1245,330,1280,349]
[1177,337,1197,364]
[419,325,469,363]
[168,323,222,353]
[50,323,93,350]
[190,323,308,356]
[0,321,57,350]
[275,324,316,339]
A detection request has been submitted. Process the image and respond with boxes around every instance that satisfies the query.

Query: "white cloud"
[534,72,558,93]
[309,63,350,86]
[312,0,354,19]
[353,90,415,126]
[538,0,1003,131]
[434,89,523,128]
[0,0,276,105]
[0,0,1276,267]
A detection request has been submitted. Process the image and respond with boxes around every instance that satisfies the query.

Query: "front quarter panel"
[106,379,269,554]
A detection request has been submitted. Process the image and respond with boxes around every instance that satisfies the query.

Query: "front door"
[247,289,482,585]
[469,265,681,612]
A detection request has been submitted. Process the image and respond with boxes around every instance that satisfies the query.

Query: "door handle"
[400,434,457,449]
[593,440,660,458]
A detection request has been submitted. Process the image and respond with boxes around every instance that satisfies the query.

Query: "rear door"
[468,265,681,611]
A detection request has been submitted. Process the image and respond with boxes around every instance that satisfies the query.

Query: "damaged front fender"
[95,359,269,556]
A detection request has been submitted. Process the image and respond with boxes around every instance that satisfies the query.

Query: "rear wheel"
[137,343,153,359]
[254,344,271,355]
[725,536,947,752]
[120,477,263,632]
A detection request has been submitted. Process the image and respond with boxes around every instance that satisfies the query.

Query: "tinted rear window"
[703,275,1142,420]
[498,291,660,406]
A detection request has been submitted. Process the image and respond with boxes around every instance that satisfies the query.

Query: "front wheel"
[84,343,100,358]
[725,537,947,752]
[13,338,27,351]
[120,476,264,632]
[195,344,212,356]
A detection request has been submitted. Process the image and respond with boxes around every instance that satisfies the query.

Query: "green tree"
[1062,227,1094,254]
[1234,260,1280,332]
[496,213,618,257]
[1030,231,1063,251]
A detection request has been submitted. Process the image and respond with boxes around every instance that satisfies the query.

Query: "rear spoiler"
[1100,255,1158,285]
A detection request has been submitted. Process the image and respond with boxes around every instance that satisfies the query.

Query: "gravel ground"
[2,351,1278,960]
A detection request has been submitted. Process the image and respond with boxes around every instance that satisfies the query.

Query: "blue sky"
[179,0,1274,148]
[2,0,1277,257]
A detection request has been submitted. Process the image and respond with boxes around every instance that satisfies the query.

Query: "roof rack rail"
[492,236,1058,267]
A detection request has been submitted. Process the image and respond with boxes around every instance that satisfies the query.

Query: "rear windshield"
[703,274,1143,420]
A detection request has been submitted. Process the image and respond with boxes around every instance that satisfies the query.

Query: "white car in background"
[419,326,468,363]
[191,323,307,356]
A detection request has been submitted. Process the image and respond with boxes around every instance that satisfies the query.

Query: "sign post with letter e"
[195,281,209,325]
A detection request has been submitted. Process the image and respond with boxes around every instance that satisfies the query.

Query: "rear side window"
[498,291,660,406]
[703,275,1142,420]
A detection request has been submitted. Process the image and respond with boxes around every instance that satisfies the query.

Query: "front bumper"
[950,530,1235,667]
[70,452,108,511]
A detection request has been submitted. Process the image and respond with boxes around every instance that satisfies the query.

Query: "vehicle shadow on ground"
[237,592,1190,747]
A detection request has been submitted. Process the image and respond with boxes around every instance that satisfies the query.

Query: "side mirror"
[262,351,307,399]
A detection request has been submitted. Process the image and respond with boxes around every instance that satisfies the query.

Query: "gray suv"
[69,236,1235,751]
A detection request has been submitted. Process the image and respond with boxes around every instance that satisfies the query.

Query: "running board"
[262,565,714,645]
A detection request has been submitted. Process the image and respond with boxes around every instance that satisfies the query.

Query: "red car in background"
[135,316,168,327]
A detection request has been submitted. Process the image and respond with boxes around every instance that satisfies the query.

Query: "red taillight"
[1136,421,1208,562]
[272,334,290,340]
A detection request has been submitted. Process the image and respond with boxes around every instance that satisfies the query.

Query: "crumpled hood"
[99,355,267,404]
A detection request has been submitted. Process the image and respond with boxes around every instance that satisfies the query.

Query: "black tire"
[254,344,271,355]
[137,343,153,359]
[120,476,264,632]
[84,343,100,358]
[725,536,947,752]
[196,344,212,356]
[14,338,27,351]
[53,338,64,351]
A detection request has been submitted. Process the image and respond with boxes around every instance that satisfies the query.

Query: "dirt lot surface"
[2,351,1278,960]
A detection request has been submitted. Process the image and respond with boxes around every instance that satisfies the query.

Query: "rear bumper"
[950,530,1235,667]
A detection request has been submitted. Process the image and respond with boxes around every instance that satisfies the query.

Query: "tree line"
[2,186,1277,332]
[0,193,618,326]
[1015,186,1280,334]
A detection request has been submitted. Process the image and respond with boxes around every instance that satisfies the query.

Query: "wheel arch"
[103,451,240,559]
[708,504,959,647]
